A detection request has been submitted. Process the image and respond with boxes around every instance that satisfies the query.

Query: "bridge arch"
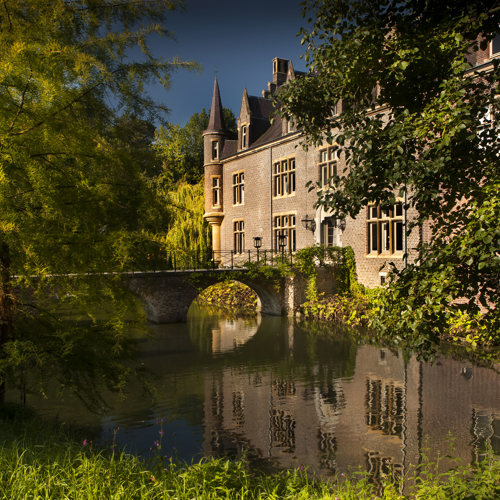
[127,270,289,323]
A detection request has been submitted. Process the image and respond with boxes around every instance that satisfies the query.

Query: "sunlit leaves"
[279,0,500,341]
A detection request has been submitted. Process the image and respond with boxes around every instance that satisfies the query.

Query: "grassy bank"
[0,406,499,499]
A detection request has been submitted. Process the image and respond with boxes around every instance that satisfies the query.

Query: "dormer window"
[241,125,248,149]
[211,140,219,160]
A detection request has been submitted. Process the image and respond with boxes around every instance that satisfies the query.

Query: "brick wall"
[214,134,424,288]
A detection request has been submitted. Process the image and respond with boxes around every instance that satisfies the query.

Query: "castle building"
[203,39,498,288]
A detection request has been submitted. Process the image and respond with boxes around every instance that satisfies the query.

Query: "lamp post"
[253,236,262,262]
[278,232,287,261]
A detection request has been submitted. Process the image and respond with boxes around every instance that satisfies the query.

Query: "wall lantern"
[301,214,316,232]
[333,216,346,232]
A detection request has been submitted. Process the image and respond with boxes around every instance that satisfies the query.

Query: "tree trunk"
[0,241,13,401]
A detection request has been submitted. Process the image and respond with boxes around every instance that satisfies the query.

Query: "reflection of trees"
[4,288,146,411]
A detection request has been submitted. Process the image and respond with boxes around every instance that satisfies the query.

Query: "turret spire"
[206,76,225,133]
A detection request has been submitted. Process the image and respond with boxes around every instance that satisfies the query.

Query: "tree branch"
[8,69,33,134]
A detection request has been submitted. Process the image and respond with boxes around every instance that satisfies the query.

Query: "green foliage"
[0,0,198,400]
[196,281,258,315]
[154,107,236,186]
[155,181,211,267]
[293,245,362,300]
[244,259,288,286]
[300,294,371,330]
[278,0,500,339]
[1,408,499,499]
[0,0,196,275]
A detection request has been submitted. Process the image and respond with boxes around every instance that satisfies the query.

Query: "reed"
[0,407,498,499]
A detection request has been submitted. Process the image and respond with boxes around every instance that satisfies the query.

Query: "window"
[212,176,221,207]
[491,34,500,57]
[273,158,296,197]
[241,125,247,149]
[322,217,337,247]
[319,147,338,187]
[367,203,404,255]
[211,141,219,160]
[233,220,244,254]
[232,172,244,205]
[273,214,296,252]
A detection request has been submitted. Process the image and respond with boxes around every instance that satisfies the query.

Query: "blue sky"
[148,0,310,125]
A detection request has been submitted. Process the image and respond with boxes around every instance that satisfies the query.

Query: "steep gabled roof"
[248,96,274,121]
[252,115,283,147]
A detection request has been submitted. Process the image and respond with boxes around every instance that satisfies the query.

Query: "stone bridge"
[125,268,309,323]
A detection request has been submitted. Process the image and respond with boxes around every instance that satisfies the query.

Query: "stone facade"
[204,40,497,288]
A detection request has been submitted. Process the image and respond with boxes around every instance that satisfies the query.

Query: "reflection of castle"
[210,316,260,354]
[201,344,500,480]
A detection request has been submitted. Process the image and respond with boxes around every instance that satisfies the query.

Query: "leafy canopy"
[278,0,500,342]
[0,0,197,278]
[0,0,196,401]
[154,107,236,185]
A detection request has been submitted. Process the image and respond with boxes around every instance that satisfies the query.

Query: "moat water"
[9,304,500,481]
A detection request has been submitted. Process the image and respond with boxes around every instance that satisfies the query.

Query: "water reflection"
[7,305,500,479]
[210,316,260,354]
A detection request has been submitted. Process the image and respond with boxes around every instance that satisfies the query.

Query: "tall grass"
[0,407,499,499]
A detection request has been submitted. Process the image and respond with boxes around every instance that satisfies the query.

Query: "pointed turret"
[206,77,225,133]
[203,77,226,261]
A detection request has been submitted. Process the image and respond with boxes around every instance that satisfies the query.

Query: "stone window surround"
[366,202,404,258]
[240,123,249,150]
[490,33,500,58]
[318,146,339,188]
[211,175,221,208]
[211,139,219,161]
[273,211,297,252]
[273,156,296,198]
[232,171,244,206]
[233,219,245,254]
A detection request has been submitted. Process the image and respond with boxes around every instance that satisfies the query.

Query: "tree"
[154,107,236,185]
[0,0,195,398]
[277,0,500,343]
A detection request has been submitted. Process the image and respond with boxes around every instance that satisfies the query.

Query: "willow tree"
[0,0,195,400]
[278,0,500,345]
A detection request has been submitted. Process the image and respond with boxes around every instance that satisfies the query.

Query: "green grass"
[0,407,499,499]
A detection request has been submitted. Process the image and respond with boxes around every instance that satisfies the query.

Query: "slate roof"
[221,140,238,159]
[206,77,225,133]
[248,96,274,120]
[252,115,283,147]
